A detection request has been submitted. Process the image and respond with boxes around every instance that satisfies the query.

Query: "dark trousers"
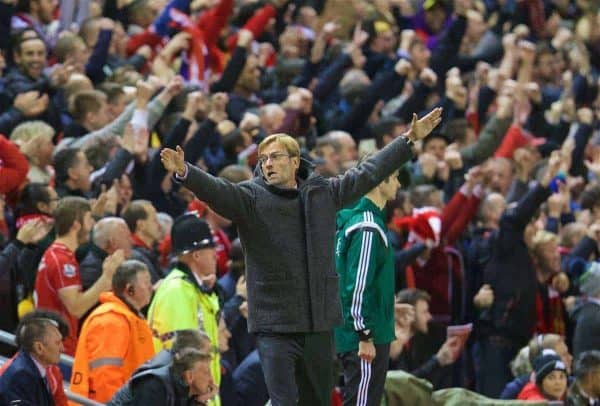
[339,344,390,406]
[475,336,520,398]
[256,331,334,406]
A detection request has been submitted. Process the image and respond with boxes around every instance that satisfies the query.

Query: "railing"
[0,330,104,406]
[0,330,75,366]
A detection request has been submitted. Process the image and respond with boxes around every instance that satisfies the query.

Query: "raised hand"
[584,148,600,178]
[160,146,186,176]
[236,28,254,48]
[16,219,53,245]
[14,91,49,117]
[541,150,562,187]
[136,80,155,108]
[101,249,125,289]
[405,107,443,142]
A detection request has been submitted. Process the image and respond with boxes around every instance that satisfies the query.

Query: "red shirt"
[34,242,81,356]
[214,228,231,277]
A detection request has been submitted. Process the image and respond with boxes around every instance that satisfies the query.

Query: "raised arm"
[160,146,253,223]
[330,108,442,209]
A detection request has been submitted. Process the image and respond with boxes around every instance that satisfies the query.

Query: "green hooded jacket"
[334,197,395,353]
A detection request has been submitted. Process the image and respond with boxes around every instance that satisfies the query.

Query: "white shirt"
[29,353,47,379]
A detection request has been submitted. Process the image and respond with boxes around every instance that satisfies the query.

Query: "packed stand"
[0,0,599,404]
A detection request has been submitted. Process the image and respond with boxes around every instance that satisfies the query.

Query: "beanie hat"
[533,350,567,385]
[580,262,600,297]
[394,207,442,248]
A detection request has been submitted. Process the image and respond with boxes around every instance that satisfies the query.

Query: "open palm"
[160,146,186,174]
[407,107,443,141]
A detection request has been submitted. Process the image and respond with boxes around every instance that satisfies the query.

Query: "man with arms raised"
[160,108,442,405]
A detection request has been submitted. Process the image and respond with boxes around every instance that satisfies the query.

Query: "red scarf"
[15,213,53,229]
[131,233,151,250]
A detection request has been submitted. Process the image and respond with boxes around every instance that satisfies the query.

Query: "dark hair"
[112,260,148,295]
[84,135,120,170]
[410,184,439,208]
[53,148,82,185]
[17,182,51,216]
[171,347,211,378]
[228,238,245,280]
[222,130,246,158]
[97,82,125,104]
[12,28,44,55]
[384,190,410,224]
[580,185,600,211]
[69,90,106,122]
[218,165,252,184]
[53,196,90,237]
[535,41,556,65]
[373,117,403,149]
[574,350,600,380]
[122,200,151,233]
[16,310,69,353]
[396,288,431,306]
[16,0,32,13]
[172,330,211,354]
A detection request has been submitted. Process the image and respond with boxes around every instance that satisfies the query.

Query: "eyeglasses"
[257,152,292,165]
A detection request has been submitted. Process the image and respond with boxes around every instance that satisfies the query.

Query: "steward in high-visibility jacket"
[69,290,155,403]
[148,263,221,404]
[148,214,223,405]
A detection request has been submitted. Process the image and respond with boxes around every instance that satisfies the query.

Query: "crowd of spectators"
[0,0,600,404]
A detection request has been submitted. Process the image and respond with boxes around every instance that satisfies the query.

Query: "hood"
[336,197,380,230]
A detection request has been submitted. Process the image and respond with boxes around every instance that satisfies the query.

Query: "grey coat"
[180,136,414,333]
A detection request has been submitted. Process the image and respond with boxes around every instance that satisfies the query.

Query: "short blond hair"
[10,120,55,145]
[531,230,559,255]
[258,133,300,157]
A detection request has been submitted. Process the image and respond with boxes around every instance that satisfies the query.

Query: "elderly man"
[160,108,442,405]
[80,217,132,290]
[148,214,223,405]
[0,310,66,405]
[70,260,155,403]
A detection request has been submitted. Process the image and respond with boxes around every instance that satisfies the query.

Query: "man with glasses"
[160,108,442,406]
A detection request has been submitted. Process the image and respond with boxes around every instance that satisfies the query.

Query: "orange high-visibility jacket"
[69,292,155,403]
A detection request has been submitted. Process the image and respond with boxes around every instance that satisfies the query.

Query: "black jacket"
[572,300,600,359]
[179,135,414,333]
[482,184,551,345]
[0,240,42,333]
[389,326,451,389]
[80,243,108,290]
[1,68,62,132]
[131,244,164,284]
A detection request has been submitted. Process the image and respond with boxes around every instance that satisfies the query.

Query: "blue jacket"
[0,351,54,406]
